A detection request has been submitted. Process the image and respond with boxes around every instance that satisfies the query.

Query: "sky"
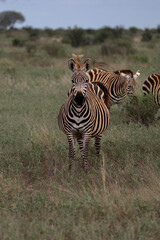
[0,0,160,30]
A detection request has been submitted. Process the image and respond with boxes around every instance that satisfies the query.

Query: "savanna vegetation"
[0,25,160,239]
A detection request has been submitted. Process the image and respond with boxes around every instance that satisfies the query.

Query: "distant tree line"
[1,10,160,54]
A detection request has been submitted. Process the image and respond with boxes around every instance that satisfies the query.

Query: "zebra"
[58,58,110,172]
[142,73,160,107]
[87,67,140,110]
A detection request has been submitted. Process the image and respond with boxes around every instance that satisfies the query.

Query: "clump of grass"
[124,94,159,126]
[25,41,37,54]
[133,55,149,63]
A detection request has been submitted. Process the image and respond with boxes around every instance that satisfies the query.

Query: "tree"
[66,27,86,47]
[0,11,25,29]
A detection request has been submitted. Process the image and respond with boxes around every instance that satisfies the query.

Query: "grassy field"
[0,28,160,239]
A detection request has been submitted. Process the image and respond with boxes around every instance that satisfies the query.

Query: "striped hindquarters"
[87,83,109,137]
[143,73,160,106]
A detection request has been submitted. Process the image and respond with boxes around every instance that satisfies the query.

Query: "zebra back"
[143,73,160,106]
[87,68,140,108]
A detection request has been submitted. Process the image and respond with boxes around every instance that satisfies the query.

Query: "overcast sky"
[0,0,160,30]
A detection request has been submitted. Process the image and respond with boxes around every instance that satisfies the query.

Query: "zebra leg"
[82,135,91,173]
[77,138,83,154]
[95,134,102,155]
[67,134,75,170]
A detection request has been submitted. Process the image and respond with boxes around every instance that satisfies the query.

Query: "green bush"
[43,41,66,57]
[112,26,124,38]
[44,28,55,37]
[93,26,124,44]
[63,27,87,47]
[23,27,42,40]
[124,94,159,126]
[100,39,135,56]
[93,27,109,44]
[129,26,139,34]
[12,38,26,47]
[142,28,152,41]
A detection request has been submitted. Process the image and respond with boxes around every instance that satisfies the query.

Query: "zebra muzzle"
[74,91,85,106]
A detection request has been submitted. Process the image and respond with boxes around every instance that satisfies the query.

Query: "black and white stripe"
[58,59,110,172]
[143,73,160,107]
[87,68,140,110]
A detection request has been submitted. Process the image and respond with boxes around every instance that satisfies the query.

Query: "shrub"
[12,38,26,47]
[93,26,124,44]
[93,27,109,44]
[63,27,87,47]
[44,28,55,37]
[129,27,139,34]
[43,41,66,57]
[112,26,124,38]
[142,28,152,41]
[23,27,41,40]
[124,94,159,126]
[100,39,135,56]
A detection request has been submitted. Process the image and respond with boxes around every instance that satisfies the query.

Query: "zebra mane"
[114,69,134,78]
[72,53,84,69]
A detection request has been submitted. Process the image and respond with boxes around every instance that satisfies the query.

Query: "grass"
[0,30,160,239]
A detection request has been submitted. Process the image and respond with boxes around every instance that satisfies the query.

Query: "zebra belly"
[69,121,91,137]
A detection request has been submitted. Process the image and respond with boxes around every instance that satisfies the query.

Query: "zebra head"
[120,70,140,96]
[68,58,91,106]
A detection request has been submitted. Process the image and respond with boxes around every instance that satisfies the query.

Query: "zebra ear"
[68,58,76,72]
[133,70,140,80]
[83,58,91,71]
[120,72,131,80]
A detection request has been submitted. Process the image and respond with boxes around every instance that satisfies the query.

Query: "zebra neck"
[110,82,126,99]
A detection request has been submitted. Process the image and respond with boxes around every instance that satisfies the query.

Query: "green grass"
[0,30,160,240]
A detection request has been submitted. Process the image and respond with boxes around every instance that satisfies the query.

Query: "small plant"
[124,94,159,126]
[12,38,26,47]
